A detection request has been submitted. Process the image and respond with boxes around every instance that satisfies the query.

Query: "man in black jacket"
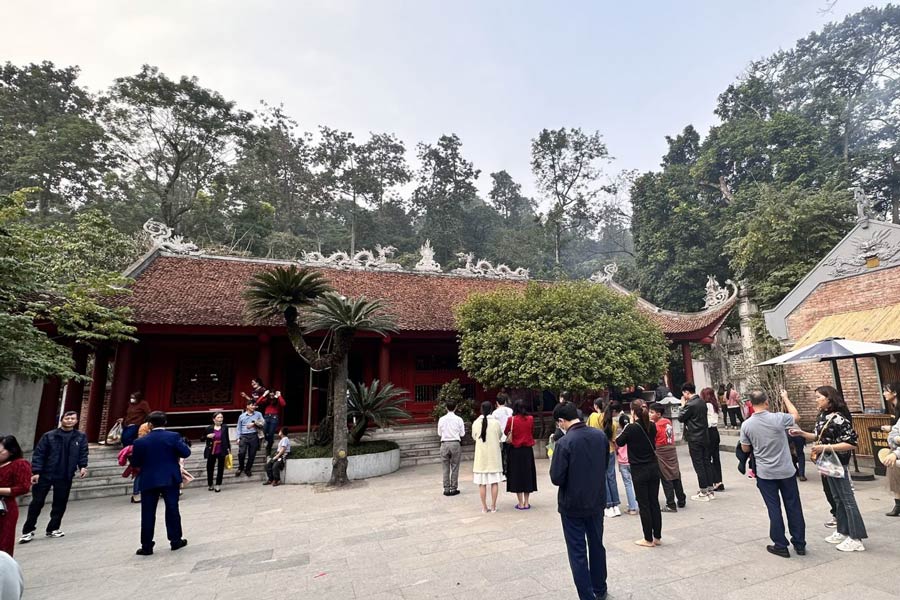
[19,411,89,543]
[678,382,716,501]
[549,402,608,600]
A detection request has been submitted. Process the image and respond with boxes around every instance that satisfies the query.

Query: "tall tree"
[101,65,252,230]
[531,128,611,265]
[488,170,535,223]
[411,134,481,264]
[0,62,108,217]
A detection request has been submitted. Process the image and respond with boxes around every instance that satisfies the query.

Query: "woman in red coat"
[504,399,537,510]
[0,436,32,556]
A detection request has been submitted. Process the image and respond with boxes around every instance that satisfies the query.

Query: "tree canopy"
[456,282,668,392]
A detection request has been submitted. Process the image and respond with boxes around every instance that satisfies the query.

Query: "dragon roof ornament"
[589,263,618,284]
[143,220,203,255]
[703,275,737,309]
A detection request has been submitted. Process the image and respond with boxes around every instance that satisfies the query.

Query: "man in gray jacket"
[678,383,716,502]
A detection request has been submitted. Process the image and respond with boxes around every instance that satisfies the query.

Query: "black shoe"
[595,593,607,600]
[170,539,188,551]
[245,471,252,477]
[235,470,243,477]
[798,475,807,481]
[714,483,725,492]
[443,490,451,496]
[677,501,686,508]
[135,548,153,556]
[795,546,807,556]
[448,490,460,496]
[766,545,790,558]
[887,501,900,517]
[662,505,677,513]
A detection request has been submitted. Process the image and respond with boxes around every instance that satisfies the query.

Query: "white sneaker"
[707,491,716,500]
[613,506,621,517]
[691,492,711,502]
[824,517,837,528]
[45,530,65,538]
[825,532,846,544]
[836,538,865,552]
[604,507,614,518]
[18,532,34,544]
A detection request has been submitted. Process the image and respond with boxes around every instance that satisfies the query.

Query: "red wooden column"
[84,346,111,442]
[378,336,392,384]
[63,345,89,415]
[108,341,135,425]
[35,377,62,445]
[681,341,694,384]
[257,333,272,386]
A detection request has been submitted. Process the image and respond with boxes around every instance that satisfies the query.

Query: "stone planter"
[283,448,401,484]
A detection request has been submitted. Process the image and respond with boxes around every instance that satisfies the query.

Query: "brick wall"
[782,265,900,425]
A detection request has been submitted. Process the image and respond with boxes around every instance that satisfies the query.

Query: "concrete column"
[737,281,760,387]
[84,346,111,442]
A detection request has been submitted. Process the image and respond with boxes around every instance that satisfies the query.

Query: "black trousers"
[631,463,662,542]
[822,473,837,517]
[265,458,286,482]
[708,427,723,484]
[560,513,607,600]
[238,434,259,474]
[206,454,225,487]
[661,477,686,506]
[688,440,714,490]
[726,407,744,427]
[22,478,72,534]
[140,484,183,551]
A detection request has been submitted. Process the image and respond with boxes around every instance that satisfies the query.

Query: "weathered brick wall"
[782,265,900,425]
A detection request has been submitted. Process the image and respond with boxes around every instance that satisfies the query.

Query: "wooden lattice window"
[414,383,475,403]
[172,356,234,407]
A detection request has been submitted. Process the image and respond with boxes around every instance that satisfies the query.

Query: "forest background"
[2,6,899,380]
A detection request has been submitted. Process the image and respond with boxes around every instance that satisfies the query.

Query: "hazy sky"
[0,0,883,198]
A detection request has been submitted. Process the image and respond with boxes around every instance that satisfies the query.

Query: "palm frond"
[242,266,332,323]
[347,379,411,443]
[302,294,397,336]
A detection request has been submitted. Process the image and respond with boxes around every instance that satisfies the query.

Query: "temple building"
[34,226,738,444]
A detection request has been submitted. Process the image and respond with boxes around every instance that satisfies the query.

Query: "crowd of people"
[2,376,899,599]
[438,381,900,600]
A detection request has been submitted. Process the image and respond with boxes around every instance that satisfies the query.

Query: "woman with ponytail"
[471,400,503,513]
[615,399,662,547]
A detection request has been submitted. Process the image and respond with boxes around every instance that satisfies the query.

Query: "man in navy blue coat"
[130,411,191,555]
[549,401,609,600]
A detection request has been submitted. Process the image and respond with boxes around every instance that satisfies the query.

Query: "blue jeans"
[560,513,607,600]
[826,467,868,539]
[263,415,279,453]
[618,464,638,511]
[605,452,619,508]
[756,476,806,550]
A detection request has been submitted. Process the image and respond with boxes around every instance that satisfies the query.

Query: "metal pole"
[830,360,844,398]
[852,357,866,413]
[307,365,313,446]
[874,356,885,413]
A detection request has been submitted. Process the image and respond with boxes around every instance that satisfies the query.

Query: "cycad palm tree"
[243,267,396,485]
[347,379,411,445]
[303,294,396,483]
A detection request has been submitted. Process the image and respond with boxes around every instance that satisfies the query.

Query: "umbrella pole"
[852,357,866,413]
[849,357,875,481]
[830,360,844,398]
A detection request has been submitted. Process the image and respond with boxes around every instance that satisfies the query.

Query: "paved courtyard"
[15,447,900,600]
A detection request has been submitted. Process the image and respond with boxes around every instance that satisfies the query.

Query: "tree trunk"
[329,353,350,486]
[554,223,562,265]
[350,192,357,255]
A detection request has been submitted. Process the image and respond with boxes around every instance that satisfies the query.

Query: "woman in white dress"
[472,400,503,513]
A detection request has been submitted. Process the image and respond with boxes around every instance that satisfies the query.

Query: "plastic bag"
[106,421,123,445]
[224,454,234,470]
[816,448,845,478]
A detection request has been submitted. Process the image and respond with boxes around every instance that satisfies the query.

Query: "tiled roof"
[122,253,735,337]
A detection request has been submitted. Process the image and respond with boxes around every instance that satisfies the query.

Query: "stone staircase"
[370,424,475,467]
[18,442,270,504]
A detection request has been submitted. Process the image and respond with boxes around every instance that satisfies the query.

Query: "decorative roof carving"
[451,253,529,280]
[143,220,202,255]
[703,276,736,309]
[299,246,402,271]
[589,263,618,284]
[414,240,442,273]
[821,229,900,277]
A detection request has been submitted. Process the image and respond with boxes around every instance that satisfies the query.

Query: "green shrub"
[288,439,399,459]
[430,379,476,423]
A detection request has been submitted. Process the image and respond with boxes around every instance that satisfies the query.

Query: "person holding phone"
[257,390,286,457]
[789,386,867,552]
